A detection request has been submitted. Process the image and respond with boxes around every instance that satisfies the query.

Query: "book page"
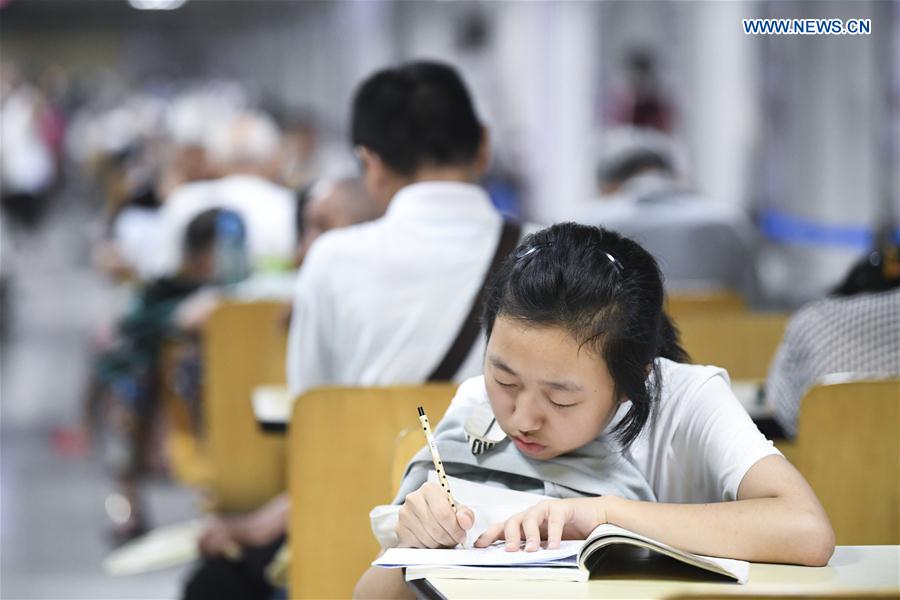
[582,524,750,584]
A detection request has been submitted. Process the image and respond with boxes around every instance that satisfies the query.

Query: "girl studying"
[355,223,834,599]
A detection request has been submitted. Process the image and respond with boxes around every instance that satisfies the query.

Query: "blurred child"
[91,208,247,541]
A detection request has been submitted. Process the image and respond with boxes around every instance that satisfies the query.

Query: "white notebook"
[102,519,203,576]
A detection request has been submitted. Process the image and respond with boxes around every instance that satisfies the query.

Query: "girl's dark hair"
[481,222,689,448]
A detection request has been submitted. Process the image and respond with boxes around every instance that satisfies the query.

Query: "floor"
[1,189,201,599]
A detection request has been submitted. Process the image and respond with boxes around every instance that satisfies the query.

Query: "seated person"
[152,110,297,279]
[92,208,247,540]
[356,223,834,599]
[580,127,761,304]
[294,176,383,265]
[766,242,900,438]
[94,134,211,283]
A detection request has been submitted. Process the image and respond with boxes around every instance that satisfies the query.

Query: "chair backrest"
[203,300,289,511]
[790,379,900,545]
[676,312,789,380]
[665,289,746,320]
[288,384,456,599]
[161,340,213,487]
[392,427,427,498]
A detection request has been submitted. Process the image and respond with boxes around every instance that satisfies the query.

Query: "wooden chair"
[787,379,900,545]
[161,339,213,487]
[676,312,789,380]
[288,385,456,599]
[202,300,289,512]
[392,426,427,498]
[665,289,746,320]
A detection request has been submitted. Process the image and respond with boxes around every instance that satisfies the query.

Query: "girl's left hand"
[474,496,614,552]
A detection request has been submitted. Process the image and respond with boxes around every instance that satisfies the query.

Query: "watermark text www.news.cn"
[743,18,871,35]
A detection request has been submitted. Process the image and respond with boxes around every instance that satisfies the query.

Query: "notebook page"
[426,472,554,547]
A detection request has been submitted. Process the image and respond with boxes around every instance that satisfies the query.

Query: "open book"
[373,475,749,584]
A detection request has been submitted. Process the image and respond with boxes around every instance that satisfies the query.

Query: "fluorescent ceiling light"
[128,0,189,10]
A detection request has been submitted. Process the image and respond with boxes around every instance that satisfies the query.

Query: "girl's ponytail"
[657,312,689,363]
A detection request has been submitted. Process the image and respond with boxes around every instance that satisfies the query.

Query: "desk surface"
[424,546,900,599]
[251,385,291,433]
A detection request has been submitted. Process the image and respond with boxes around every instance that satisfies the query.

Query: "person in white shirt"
[581,127,762,304]
[356,223,834,599]
[151,110,297,279]
[287,60,533,397]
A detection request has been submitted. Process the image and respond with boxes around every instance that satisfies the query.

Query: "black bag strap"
[427,220,523,382]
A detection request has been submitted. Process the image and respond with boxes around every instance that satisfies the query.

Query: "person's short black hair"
[351,60,483,176]
[183,208,245,255]
[597,149,673,188]
[482,222,689,448]
[184,208,221,255]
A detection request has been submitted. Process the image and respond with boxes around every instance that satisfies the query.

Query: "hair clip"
[515,241,553,260]
[604,251,624,275]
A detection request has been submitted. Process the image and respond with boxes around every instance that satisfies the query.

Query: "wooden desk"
[422,546,899,599]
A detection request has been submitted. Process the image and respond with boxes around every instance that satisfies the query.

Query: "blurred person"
[581,126,761,304]
[294,176,383,265]
[95,125,214,283]
[766,243,900,438]
[37,63,69,176]
[609,47,675,133]
[92,85,241,283]
[151,110,296,279]
[72,209,248,541]
[0,61,57,229]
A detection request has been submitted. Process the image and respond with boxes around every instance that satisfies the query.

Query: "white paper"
[102,520,204,576]
[251,385,292,424]
[426,472,553,547]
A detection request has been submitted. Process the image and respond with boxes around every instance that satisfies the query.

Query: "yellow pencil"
[417,406,457,510]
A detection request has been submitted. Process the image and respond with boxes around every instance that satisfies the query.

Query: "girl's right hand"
[396,482,475,548]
